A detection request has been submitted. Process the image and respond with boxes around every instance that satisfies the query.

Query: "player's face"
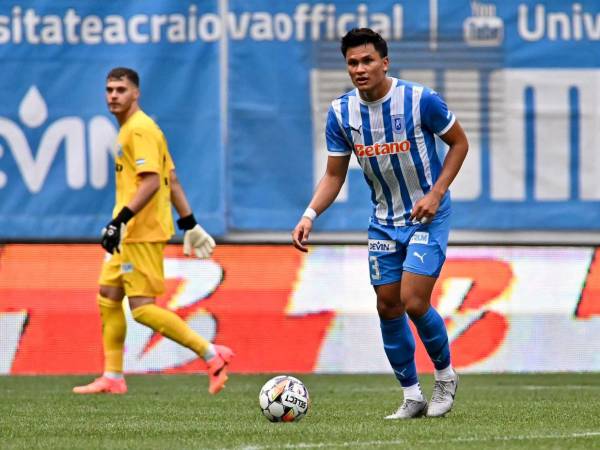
[345,43,389,97]
[105,78,139,117]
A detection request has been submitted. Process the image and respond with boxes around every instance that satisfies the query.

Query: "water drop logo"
[19,86,48,128]
[0,86,118,193]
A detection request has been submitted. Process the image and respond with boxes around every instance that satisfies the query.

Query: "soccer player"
[292,29,468,419]
[73,67,233,395]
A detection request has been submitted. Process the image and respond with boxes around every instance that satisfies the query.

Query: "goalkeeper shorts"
[99,242,166,297]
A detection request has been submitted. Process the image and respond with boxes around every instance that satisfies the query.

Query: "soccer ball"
[258,375,310,422]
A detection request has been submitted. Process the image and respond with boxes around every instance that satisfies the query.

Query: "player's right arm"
[101,171,160,254]
[292,105,352,252]
[292,104,352,252]
[292,154,350,252]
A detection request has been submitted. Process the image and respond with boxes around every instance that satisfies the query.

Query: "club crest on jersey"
[392,115,405,133]
[121,263,134,273]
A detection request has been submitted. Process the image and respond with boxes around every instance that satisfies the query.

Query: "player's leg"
[376,282,428,419]
[368,223,427,419]
[403,214,458,417]
[73,255,128,394]
[401,272,458,416]
[401,273,450,367]
[125,242,234,394]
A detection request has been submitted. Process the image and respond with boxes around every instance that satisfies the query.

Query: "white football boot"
[426,372,459,417]
[385,399,428,419]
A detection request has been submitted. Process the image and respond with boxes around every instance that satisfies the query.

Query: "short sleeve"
[325,106,352,155]
[165,147,175,172]
[131,128,160,174]
[420,89,456,136]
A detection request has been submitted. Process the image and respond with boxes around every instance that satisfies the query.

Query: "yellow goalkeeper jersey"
[113,110,175,243]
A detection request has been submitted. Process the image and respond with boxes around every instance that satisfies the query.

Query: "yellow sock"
[132,303,210,358]
[97,295,126,374]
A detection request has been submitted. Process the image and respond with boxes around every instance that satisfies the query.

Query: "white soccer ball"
[258,375,310,422]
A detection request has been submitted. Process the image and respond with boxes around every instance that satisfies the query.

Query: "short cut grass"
[2,373,599,449]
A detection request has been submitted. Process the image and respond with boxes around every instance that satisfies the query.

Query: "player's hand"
[177,214,215,259]
[100,207,134,254]
[101,222,127,254]
[183,224,216,259]
[292,217,313,253]
[410,190,443,224]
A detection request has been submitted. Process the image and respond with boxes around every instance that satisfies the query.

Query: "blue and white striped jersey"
[326,77,455,227]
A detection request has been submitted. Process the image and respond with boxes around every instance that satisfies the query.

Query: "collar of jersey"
[355,77,397,106]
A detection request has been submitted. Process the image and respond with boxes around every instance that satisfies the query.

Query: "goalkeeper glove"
[101,207,134,254]
[177,214,216,259]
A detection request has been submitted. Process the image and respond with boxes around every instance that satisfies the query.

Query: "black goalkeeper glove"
[101,207,134,254]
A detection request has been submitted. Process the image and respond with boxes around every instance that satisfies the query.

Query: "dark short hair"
[106,67,139,87]
[341,28,388,58]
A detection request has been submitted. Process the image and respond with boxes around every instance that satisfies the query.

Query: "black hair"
[340,28,388,58]
[106,67,140,87]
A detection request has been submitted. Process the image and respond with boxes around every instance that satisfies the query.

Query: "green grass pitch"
[1,373,599,449]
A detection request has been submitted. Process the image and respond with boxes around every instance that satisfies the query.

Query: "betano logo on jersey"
[354,140,410,158]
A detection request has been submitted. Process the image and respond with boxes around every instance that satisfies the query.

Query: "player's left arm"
[170,169,216,259]
[410,92,469,223]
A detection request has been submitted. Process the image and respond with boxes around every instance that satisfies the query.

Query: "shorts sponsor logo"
[368,239,396,252]
[409,231,429,245]
[135,158,146,166]
[354,140,410,158]
[412,251,427,263]
[121,262,134,273]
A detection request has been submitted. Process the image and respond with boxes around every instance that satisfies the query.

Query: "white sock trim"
[402,383,424,401]
[103,371,124,380]
[434,365,455,381]
[203,343,217,361]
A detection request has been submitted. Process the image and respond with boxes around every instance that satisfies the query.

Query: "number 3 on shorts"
[369,255,381,281]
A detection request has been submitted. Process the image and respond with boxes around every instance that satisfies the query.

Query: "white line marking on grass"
[239,431,600,449]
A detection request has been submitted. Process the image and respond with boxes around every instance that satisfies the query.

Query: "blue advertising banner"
[1,1,599,238]
[0,1,224,238]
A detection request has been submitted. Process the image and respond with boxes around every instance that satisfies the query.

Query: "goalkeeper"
[74,67,233,395]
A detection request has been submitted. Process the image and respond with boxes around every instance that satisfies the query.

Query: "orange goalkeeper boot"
[72,376,127,394]
[207,345,235,395]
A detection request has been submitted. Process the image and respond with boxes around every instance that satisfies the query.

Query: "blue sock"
[411,307,451,370]
[380,314,418,387]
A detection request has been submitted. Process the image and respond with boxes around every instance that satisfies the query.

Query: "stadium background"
[1,0,600,376]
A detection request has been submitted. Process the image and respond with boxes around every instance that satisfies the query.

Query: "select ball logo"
[259,375,310,423]
[282,392,308,410]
